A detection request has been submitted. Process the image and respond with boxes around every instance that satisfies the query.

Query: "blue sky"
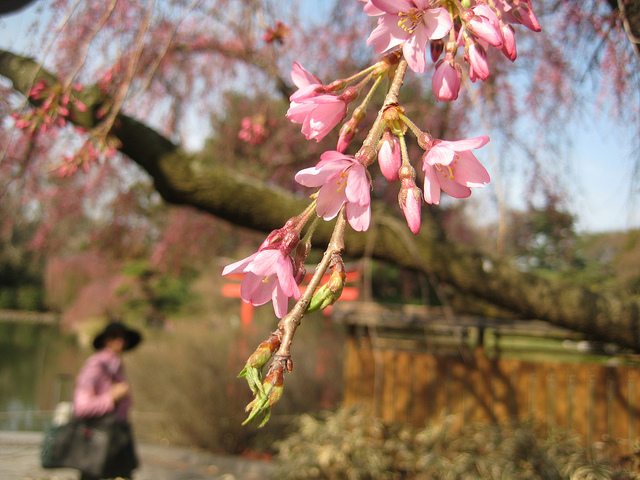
[1,1,638,233]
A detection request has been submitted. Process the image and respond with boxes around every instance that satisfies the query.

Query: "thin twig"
[357,58,409,166]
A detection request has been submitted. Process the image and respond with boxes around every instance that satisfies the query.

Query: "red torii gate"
[221,268,361,327]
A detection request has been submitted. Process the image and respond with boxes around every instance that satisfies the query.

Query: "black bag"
[41,413,138,477]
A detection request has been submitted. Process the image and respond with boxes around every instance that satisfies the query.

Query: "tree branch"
[2,49,640,350]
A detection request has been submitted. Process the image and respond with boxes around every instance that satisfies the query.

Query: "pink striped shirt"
[73,349,131,421]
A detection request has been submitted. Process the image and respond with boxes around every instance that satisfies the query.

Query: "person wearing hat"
[72,321,142,480]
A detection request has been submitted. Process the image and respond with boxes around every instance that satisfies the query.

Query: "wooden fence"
[335,302,640,456]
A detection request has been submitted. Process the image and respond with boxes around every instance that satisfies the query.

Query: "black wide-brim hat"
[92,321,143,351]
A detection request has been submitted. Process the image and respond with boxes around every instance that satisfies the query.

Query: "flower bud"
[398,182,423,235]
[467,5,503,47]
[378,131,401,181]
[339,86,359,104]
[510,1,541,32]
[432,59,461,101]
[242,362,286,427]
[430,39,444,62]
[337,117,358,153]
[263,363,285,407]
[293,240,310,283]
[280,230,300,256]
[246,334,281,370]
[500,23,517,61]
[307,269,345,312]
[466,43,489,81]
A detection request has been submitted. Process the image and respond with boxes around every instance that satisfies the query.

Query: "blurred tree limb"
[1,49,640,351]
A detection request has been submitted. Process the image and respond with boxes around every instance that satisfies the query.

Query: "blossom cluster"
[238,115,269,145]
[363,0,540,101]
[226,0,541,319]
[227,0,541,426]
[12,80,87,133]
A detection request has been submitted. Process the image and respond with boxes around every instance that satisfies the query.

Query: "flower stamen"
[398,8,424,34]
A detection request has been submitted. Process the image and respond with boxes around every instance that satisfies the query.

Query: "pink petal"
[437,170,472,198]
[424,144,455,166]
[345,165,370,205]
[302,101,345,141]
[413,0,431,9]
[276,257,300,298]
[319,150,353,165]
[440,136,490,152]
[290,84,322,102]
[421,8,453,40]
[286,102,316,124]
[272,284,289,318]
[245,249,280,276]
[423,165,441,205]
[291,62,321,88]
[241,273,273,306]
[295,161,347,187]
[360,0,384,15]
[402,28,428,73]
[453,152,490,187]
[222,252,257,275]
[370,0,411,14]
[317,176,347,220]
[367,16,407,53]
[346,201,371,232]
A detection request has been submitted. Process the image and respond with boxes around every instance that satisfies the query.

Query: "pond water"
[0,321,83,431]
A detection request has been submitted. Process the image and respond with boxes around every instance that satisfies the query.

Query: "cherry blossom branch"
[274,207,347,364]
[216,0,544,426]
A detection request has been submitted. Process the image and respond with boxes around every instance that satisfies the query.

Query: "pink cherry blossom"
[295,151,371,231]
[378,131,401,180]
[422,136,491,205]
[287,95,347,142]
[432,58,461,101]
[366,0,453,73]
[238,116,268,145]
[222,248,300,318]
[287,62,348,141]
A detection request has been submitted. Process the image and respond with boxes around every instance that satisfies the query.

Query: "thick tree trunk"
[2,49,640,350]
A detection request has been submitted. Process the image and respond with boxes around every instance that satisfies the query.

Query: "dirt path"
[0,431,274,480]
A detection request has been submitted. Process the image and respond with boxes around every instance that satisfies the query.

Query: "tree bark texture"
[1,49,640,351]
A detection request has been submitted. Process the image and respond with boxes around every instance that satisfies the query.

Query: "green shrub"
[274,407,640,480]
[16,285,44,310]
